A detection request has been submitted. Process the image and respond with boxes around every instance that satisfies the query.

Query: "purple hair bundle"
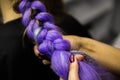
[19,0,116,80]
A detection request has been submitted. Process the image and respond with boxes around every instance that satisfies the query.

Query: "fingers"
[75,55,84,60]
[68,55,83,80]
[33,45,43,59]
[42,59,50,65]
[33,45,40,57]
[33,45,51,65]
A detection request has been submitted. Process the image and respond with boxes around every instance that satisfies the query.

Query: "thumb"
[68,54,83,80]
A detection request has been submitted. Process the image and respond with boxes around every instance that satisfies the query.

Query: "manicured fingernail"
[70,53,75,63]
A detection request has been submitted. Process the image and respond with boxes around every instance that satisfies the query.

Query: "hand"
[63,35,120,75]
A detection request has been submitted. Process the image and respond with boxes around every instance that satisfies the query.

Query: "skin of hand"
[63,35,120,75]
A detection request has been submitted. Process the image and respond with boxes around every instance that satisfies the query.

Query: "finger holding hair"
[68,54,84,80]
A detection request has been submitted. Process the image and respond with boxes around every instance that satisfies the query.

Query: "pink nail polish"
[70,53,75,63]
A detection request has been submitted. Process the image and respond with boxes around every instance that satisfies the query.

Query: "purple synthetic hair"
[19,0,116,80]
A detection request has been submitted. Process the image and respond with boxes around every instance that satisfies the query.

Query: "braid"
[19,0,115,80]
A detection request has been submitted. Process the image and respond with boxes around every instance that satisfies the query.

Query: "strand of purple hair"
[18,0,115,80]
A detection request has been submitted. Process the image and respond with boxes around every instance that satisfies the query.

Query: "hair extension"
[19,0,116,80]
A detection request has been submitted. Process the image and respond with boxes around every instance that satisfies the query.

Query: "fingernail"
[70,53,75,63]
